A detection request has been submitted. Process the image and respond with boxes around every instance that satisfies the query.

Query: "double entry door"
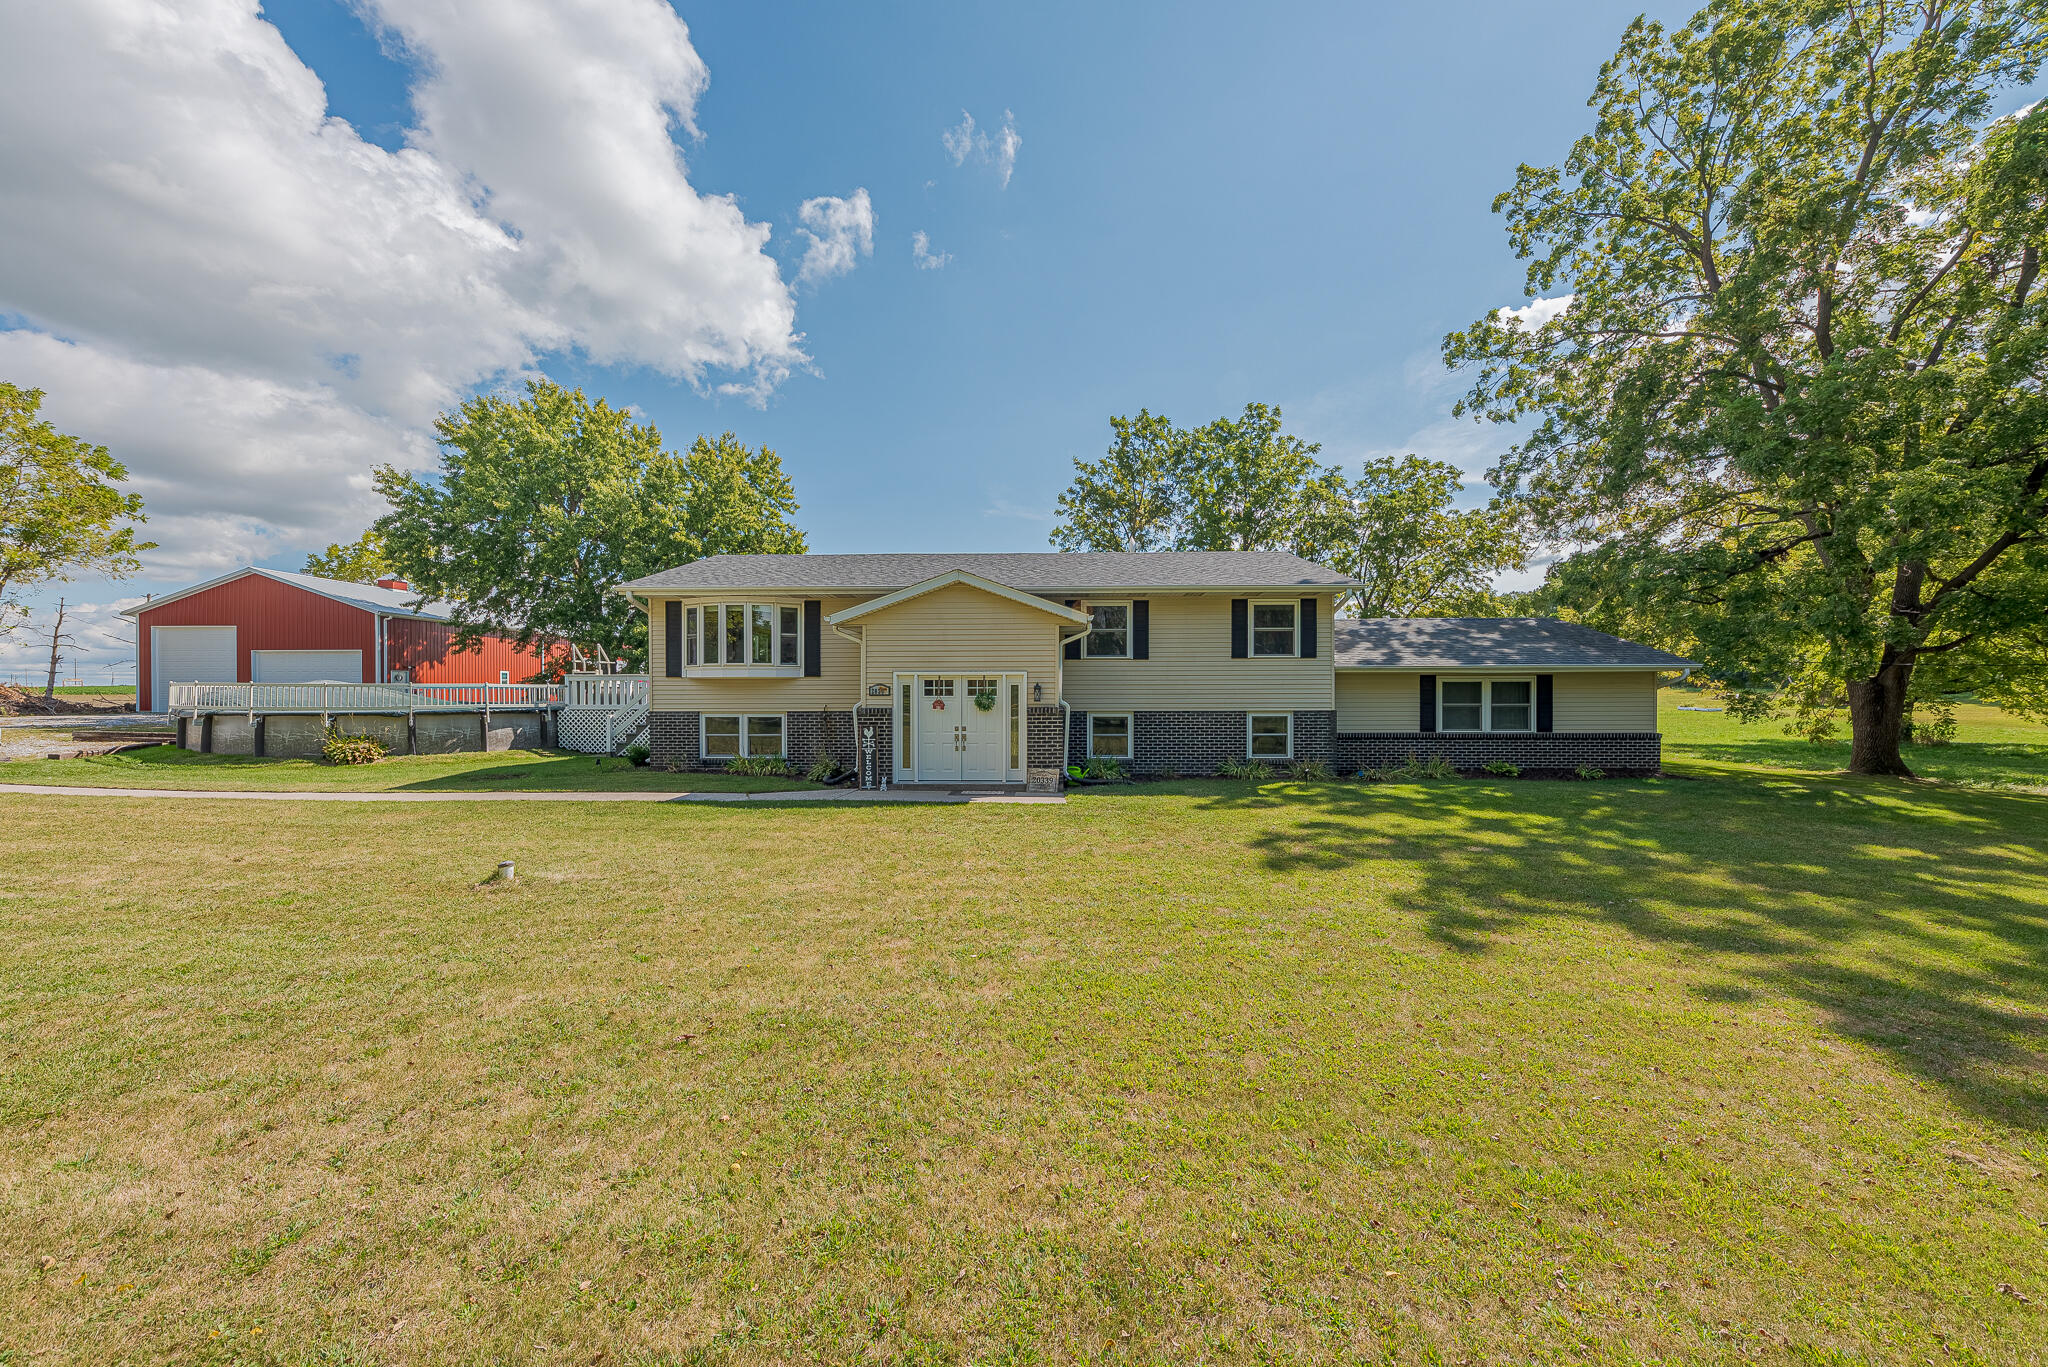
[911,675,1008,783]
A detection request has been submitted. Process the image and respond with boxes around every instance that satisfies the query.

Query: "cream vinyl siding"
[647,595,868,712]
[858,583,1064,692]
[1553,670,1659,732]
[1336,671,1419,732]
[1334,668,1663,732]
[1060,593,1337,711]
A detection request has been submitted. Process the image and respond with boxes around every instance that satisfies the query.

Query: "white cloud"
[940,108,1021,188]
[0,594,148,684]
[0,0,814,584]
[911,231,952,270]
[1496,294,1575,329]
[795,188,875,285]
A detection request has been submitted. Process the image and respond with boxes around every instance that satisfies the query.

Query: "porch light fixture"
[1032,682,1043,703]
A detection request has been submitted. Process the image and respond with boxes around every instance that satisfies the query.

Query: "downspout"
[1057,621,1090,773]
[831,621,868,779]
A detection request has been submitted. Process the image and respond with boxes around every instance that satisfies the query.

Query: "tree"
[1049,409,1183,551]
[373,380,805,666]
[1050,403,1344,555]
[1,383,152,638]
[1445,0,2048,775]
[303,529,392,584]
[1322,455,1529,617]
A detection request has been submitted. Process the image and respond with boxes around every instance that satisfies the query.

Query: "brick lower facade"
[854,706,894,787]
[1335,730,1662,776]
[649,710,700,770]
[1027,706,1065,792]
[1064,708,1338,776]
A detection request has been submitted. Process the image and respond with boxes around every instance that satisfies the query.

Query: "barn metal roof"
[619,551,1355,594]
[122,567,456,621]
[1333,617,1695,670]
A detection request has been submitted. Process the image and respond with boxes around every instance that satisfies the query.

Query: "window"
[723,603,744,663]
[901,682,913,769]
[702,714,785,758]
[1248,713,1292,758]
[746,715,783,757]
[1009,682,1021,770]
[1251,601,1297,657]
[1440,678,1535,733]
[1089,713,1131,759]
[1084,602,1130,657]
[498,670,510,685]
[693,603,802,669]
[923,677,954,697]
[703,715,741,757]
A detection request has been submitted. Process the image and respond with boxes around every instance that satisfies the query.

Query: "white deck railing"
[166,674,649,718]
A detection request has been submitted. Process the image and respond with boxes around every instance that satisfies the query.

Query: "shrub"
[321,724,385,766]
[724,753,790,777]
[1216,755,1271,781]
[1574,764,1607,781]
[804,754,845,783]
[1082,755,1132,782]
[1906,703,1957,747]
[1483,760,1522,778]
[1369,752,1458,781]
[623,743,652,768]
[1286,757,1333,781]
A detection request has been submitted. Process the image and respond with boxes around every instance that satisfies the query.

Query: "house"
[124,566,559,712]
[617,551,1692,789]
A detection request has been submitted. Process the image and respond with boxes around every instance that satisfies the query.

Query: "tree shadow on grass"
[1198,773,2048,1130]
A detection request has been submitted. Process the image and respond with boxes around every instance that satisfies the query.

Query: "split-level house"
[616,551,1691,790]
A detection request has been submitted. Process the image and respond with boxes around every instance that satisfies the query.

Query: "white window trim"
[1248,600,1299,658]
[1247,712,1293,759]
[1087,711,1133,759]
[1438,676,1537,733]
[700,713,786,759]
[686,601,804,677]
[1081,601,1132,658]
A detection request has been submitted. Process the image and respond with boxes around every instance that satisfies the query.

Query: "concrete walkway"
[0,783,1064,805]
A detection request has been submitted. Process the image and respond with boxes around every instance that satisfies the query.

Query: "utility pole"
[40,599,77,699]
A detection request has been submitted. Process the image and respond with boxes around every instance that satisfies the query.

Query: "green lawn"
[0,745,817,793]
[3,733,2045,1362]
[1661,690,2048,789]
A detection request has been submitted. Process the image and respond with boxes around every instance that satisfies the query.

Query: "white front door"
[959,676,1006,782]
[912,675,1012,782]
[915,676,961,779]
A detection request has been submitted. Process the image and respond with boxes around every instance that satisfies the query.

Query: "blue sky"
[4,0,1690,679]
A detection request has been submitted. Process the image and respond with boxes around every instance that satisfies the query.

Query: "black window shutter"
[1537,673,1554,732]
[1132,600,1149,659]
[1299,597,1317,658]
[1419,674,1437,732]
[1065,601,1082,659]
[664,600,682,678]
[803,600,822,677]
[1230,598,1248,658]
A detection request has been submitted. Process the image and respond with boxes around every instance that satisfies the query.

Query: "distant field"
[5,684,137,697]
[1660,690,2048,789]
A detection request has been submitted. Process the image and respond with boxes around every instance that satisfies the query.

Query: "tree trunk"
[1846,659,1914,777]
[41,598,66,700]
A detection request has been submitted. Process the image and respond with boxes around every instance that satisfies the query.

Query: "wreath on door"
[972,685,999,712]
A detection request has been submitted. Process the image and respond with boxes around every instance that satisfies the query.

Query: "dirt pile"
[0,684,133,717]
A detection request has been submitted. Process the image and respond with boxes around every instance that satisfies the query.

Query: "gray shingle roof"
[620,552,1355,593]
[1334,617,1695,669]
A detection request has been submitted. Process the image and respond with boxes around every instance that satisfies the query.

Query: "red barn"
[124,567,559,711]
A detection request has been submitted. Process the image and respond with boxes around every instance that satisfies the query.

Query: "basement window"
[1089,713,1131,759]
[702,714,785,759]
[1247,713,1292,759]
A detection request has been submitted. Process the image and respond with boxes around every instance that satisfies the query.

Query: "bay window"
[694,603,803,670]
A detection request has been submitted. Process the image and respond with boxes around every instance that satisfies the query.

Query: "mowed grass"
[0,745,816,793]
[1662,691,2048,789]
[3,757,2046,1363]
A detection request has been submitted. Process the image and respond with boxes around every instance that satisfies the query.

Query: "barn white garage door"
[250,650,363,684]
[151,626,237,711]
